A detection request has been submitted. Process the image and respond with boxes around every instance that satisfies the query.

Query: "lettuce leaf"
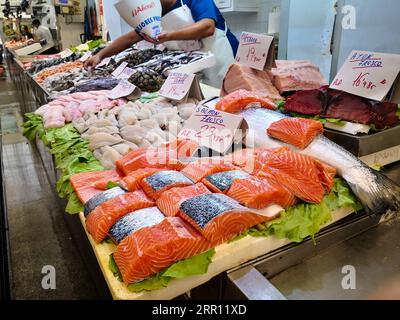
[65,192,84,215]
[22,113,45,141]
[107,181,120,189]
[109,249,216,293]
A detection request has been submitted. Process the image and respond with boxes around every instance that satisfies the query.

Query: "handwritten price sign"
[178,105,244,154]
[107,80,138,100]
[235,32,274,71]
[159,72,196,101]
[330,50,400,102]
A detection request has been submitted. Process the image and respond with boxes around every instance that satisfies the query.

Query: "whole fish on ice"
[241,108,400,214]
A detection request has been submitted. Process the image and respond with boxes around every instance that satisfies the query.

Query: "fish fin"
[347,170,400,215]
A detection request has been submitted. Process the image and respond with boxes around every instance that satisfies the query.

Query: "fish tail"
[347,170,400,215]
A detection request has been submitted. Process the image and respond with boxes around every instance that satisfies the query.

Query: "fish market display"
[86,190,154,242]
[70,170,122,203]
[35,91,125,129]
[128,67,165,92]
[284,86,399,129]
[140,170,194,200]
[180,159,237,183]
[114,217,213,285]
[179,193,277,244]
[112,49,163,69]
[76,99,198,170]
[269,60,328,93]
[70,77,120,93]
[34,60,83,84]
[156,183,211,217]
[267,118,324,149]
[216,89,276,113]
[221,64,283,101]
[27,54,78,75]
[202,170,250,193]
[242,107,400,213]
[227,176,296,209]
[109,207,165,244]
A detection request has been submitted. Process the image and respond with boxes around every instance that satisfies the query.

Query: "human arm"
[84,31,142,69]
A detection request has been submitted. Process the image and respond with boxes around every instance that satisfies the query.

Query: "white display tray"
[79,206,355,300]
[167,52,216,75]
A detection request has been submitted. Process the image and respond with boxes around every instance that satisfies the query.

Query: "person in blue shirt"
[85,0,239,87]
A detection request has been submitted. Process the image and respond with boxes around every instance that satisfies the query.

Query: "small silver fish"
[241,108,400,215]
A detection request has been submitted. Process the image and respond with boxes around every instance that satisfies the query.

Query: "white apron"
[161,0,235,88]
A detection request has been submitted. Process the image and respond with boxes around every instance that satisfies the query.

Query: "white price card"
[330,50,400,102]
[178,105,244,154]
[107,80,137,100]
[117,67,136,79]
[96,57,111,68]
[79,51,92,62]
[60,48,73,59]
[235,32,274,71]
[112,62,128,78]
[159,72,196,101]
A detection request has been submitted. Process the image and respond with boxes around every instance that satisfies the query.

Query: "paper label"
[159,72,195,101]
[60,48,74,59]
[178,105,243,154]
[117,66,136,79]
[112,62,128,78]
[96,57,111,68]
[79,51,92,62]
[107,80,137,99]
[235,32,274,71]
[330,50,400,101]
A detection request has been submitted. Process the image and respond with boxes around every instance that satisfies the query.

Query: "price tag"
[96,57,111,68]
[107,80,137,100]
[178,105,244,154]
[79,51,92,62]
[60,48,73,59]
[117,67,136,79]
[235,32,274,71]
[330,50,400,102]
[112,62,128,78]
[159,72,196,101]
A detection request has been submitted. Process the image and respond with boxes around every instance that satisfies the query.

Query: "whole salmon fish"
[241,108,400,215]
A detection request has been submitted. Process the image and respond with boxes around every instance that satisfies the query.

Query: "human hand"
[84,54,102,70]
[139,32,171,44]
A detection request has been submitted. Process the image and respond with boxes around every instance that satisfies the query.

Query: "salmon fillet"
[180,158,236,183]
[86,190,154,242]
[114,217,212,284]
[315,160,336,192]
[120,168,164,191]
[227,176,296,209]
[258,148,325,203]
[202,170,250,193]
[70,170,122,203]
[215,89,277,114]
[267,118,324,149]
[156,183,211,217]
[179,193,272,245]
[224,149,261,174]
[140,170,194,200]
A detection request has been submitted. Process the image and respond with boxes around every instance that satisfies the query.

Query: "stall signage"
[60,48,74,59]
[107,79,139,99]
[112,62,128,78]
[330,50,400,103]
[96,57,111,68]
[235,32,274,71]
[178,105,244,154]
[79,51,92,62]
[117,66,136,79]
[159,72,197,101]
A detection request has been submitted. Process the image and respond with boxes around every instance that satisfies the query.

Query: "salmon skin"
[108,207,165,244]
[227,176,296,209]
[120,168,164,192]
[242,107,400,214]
[179,193,271,244]
[140,170,194,200]
[267,118,324,149]
[202,170,250,193]
[84,187,126,217]
[70,170,122,203]
[86,190,154,243]
[114,217,212,284]
[156,183,211,217]
[215,89,276,114]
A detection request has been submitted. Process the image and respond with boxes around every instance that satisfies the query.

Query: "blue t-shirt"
[166,0,239,56]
